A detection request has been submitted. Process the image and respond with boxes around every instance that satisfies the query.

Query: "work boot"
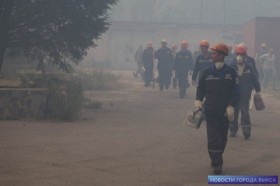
[179,89,185,98]
[244,133,250,140]
[213,165,222,175]
[229,133,236,137]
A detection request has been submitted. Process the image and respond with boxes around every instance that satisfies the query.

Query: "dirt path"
[0,71,280,186]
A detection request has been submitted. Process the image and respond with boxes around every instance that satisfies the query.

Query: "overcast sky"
[110,0,280,25]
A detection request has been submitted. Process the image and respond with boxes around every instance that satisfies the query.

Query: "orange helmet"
[181,40,188,48]
[147,41,153,48]
[235,45,247,54]
[200,40,210,47]
[238,43,248,52]
[210,42,229,56]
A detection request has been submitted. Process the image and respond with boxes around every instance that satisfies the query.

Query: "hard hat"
[200,40,210,47]
[261,42,267,48]
[210,42,229,56]
[147,41,153,48]
[235,45,247,54]
[161,39,167,45]
[238,43,248,52]
[181,40,188,48]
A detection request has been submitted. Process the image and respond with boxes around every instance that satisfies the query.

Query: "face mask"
[237,55,244,64]
[215,62,224,69]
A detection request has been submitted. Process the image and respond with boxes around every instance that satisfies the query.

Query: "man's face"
[210,50,224,62]
[200,46,209,54]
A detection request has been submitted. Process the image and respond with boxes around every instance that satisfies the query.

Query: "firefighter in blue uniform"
[174,40,193,98]
[229,45,262,139]
[192,40,212,86]
[195,43,239,175]
[142,41,155,87]
[155,39,174,91]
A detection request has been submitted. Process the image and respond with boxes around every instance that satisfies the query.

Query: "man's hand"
[194,100,202,110]
[225,106,234,122]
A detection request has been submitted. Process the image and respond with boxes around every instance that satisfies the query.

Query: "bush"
[77,69,122,91]
[47,76,83,121]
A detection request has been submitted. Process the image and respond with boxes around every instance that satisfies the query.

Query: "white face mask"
[237,55,244,64]
[215,62,224,69]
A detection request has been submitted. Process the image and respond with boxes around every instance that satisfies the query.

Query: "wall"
[82,21,241,70]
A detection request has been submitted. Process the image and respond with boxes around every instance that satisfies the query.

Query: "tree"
[0,0,118,72]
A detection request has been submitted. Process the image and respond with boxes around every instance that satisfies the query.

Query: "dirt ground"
[0,71,280,186]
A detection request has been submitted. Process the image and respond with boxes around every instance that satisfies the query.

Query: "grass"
[76,69,124,91]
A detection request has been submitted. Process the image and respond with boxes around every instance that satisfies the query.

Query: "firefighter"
[142,41,155,87]
[256,42,269,81]
[155,39,174,91]
[192,40,212,86]
[229,46,261,139]
[171,44,178,89]
[174,40,193,98]
[134,45,144,79]
[236,43,259,78]
[260,48,278,90]
[195,43,239,175]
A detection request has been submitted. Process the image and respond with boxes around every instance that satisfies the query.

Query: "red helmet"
[181,40,188,48]
[200,40,210,47]
[238,43,248,52]
[210,43,229,56]
[235,45,247,55]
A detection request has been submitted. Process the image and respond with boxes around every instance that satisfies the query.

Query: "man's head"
[210,43,228,63]
[235,45,247,65]
[172,44,177,50]
[181,40,188,49]
[261,42,267,49]
[200,40,210,54]
[238,43,248,52]
[147,41,153,48]
[161,39,168,47]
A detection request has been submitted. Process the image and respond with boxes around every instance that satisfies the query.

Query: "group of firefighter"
[134,39,274,175]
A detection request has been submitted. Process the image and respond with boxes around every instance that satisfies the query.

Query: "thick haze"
[110,0,280,25]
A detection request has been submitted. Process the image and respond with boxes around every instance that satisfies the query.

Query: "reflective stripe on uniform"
[208,149,223,153]
[206,77,220,81]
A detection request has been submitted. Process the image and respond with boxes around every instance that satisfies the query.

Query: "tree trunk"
[0,0,14,72]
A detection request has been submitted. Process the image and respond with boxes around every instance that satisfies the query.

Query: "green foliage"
[47,76,84,121]
[0,0,119,72]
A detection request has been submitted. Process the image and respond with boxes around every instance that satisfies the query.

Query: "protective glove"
[194,100,202,110]
[255,92,262,99]
[192,81,196,86]
[225,106,234,122]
